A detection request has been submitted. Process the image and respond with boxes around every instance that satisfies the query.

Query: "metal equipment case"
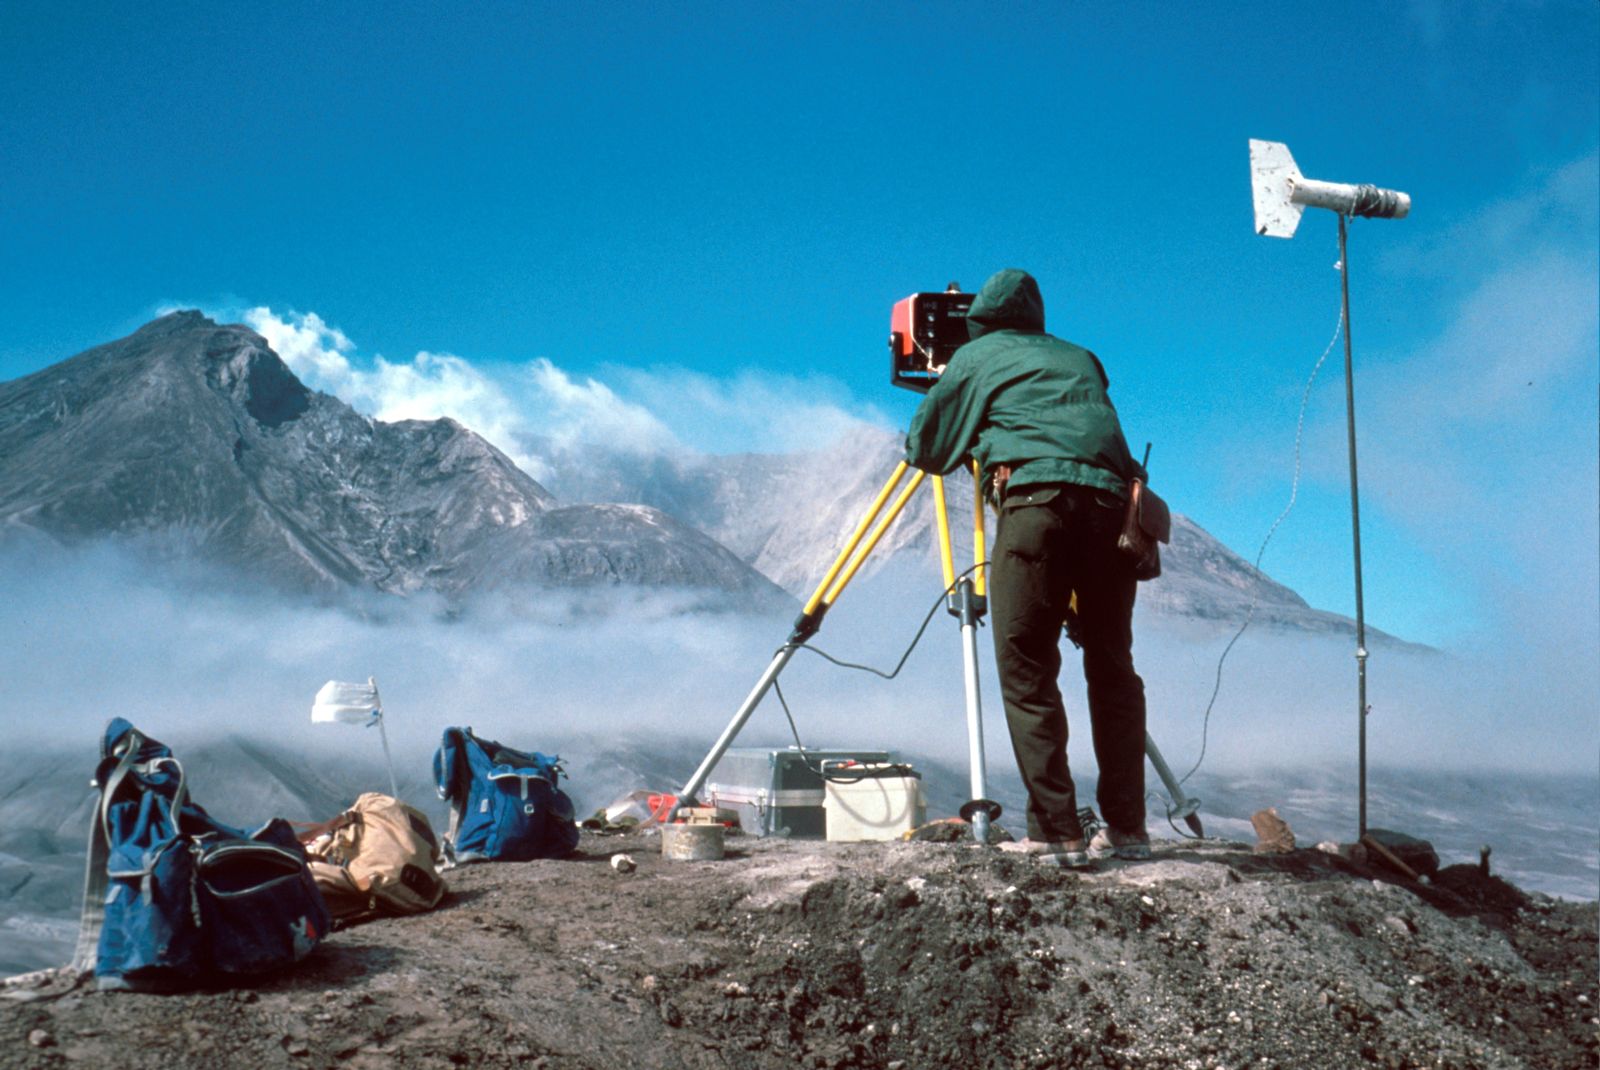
[705,747,891,838]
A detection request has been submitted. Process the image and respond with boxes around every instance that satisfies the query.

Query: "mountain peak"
[0,313,788,607]
[132,308,217,338]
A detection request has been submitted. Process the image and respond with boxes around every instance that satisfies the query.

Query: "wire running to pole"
[784,562,989,681]
[1181,253,1348,786]
[770,563,989,783]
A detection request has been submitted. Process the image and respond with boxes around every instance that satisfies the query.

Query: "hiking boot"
[1088,827,1151,861]
[998,837,1091,869]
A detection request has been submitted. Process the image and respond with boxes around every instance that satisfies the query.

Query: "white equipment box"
[823,762,925,842]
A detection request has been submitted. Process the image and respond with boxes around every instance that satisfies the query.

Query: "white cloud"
[608,365,890,454]
[232,306,885,481]
[244,308,358,390]
[243,308,551,479]
[523,359,678,456]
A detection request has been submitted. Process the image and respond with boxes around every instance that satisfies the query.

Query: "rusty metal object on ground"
[661,823,725,862]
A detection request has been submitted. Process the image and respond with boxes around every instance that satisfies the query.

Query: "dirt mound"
[1,834,1594,1069]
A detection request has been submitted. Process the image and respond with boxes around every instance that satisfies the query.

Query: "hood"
[967,268,1045,339]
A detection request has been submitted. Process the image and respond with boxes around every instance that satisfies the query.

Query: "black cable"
[767,563,987,784]
[1148,789,1202,840]
[783,562,989,680]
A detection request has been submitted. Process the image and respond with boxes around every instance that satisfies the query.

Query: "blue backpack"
[432,727,579,864]
[71,719,331,992]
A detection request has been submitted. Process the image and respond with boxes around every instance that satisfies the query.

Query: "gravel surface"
[2,832,1594,1069]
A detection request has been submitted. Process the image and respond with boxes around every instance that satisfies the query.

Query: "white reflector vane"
[1251,139,1411,239]
[312,678,382,725]
[1250,139,1305,238]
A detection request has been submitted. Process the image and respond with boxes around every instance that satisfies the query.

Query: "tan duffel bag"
[300,793,447,923]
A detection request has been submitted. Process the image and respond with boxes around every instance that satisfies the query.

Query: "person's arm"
[904,353,984,475]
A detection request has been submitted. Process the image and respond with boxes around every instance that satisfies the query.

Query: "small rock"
[284,1038,310,1057]
[610,853,637,874]
[888,1062,907,1070]
[659,1001,683,1027]
[1251,808,1295,854]
[27,1030,55,1049]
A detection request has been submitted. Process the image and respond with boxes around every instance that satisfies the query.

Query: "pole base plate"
[959,798,1002,823]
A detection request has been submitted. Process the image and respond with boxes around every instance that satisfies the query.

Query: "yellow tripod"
[676,457,1208,841]
[676,459,1004,842]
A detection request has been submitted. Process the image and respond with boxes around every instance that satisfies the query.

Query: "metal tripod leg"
[951,579,1000,841]
[676,644,800,808]
[936,469,1000,841]
[1145,732,1204,837]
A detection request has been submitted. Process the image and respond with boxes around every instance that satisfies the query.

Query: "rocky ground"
[1,832,1594,1070]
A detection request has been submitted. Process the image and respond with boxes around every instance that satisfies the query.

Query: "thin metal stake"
[1338,214,1370,839]
[375,713,399,799]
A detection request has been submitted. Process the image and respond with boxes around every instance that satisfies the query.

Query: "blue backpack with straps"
[73,719,331,991]
[432,727,579,864]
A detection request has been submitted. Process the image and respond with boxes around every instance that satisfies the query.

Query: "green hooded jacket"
[904,268,1143,497]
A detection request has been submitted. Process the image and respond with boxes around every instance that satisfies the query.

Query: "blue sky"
[1,1,1596,654]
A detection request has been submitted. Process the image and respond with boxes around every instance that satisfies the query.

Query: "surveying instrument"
[674,284,1204,843]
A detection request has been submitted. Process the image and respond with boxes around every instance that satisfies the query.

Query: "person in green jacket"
[905,268,1151,866]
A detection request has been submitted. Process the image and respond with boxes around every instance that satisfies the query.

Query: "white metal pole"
[376,713,399,799]
[957,585,991,845]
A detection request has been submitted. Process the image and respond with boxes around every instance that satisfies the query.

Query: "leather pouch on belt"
[990,463,1013,503]
[1117,479,1171,581]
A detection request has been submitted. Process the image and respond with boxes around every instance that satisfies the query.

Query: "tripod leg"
[820,471,926,608]
[970,459,988,597]
[956,581,997,842]
[940,472,1000,838]
[1145,731,1204,837]
[801,462,910,621]
[675,645,801,807]
[932,475,956,589]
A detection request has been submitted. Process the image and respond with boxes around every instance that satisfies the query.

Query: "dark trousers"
[990,483,1146,841]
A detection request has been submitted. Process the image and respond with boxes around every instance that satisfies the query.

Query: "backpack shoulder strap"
[433,728,470,865]
[67,727,146,976]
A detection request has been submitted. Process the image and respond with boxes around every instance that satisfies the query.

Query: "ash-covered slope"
[532,426,1397,641]
[0,313,785,605]
[3,829,1594,1070]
